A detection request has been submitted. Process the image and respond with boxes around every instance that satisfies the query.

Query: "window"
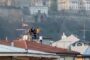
[77,43,82,46]
[38,10,41,14]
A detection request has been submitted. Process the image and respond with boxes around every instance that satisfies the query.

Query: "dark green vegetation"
[0,10,90,41]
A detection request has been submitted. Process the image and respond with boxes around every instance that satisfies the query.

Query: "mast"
[79,0,86,15]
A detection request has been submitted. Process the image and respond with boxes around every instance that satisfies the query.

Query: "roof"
[0,44,26,52]
[0,41,58,58]
[0,40,11,46]
[52,34,79,49]
[0,44,54,55]
[0,40,80,55]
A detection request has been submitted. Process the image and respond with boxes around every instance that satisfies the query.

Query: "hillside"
[0,10,90,41]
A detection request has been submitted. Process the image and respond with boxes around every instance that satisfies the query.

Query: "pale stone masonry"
[57,0,90,11]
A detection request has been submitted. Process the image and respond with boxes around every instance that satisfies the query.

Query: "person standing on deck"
[36,27,41,39]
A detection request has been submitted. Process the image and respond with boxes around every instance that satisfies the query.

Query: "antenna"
[5,36,8,40]
[80,22,86,41]
[79,0,89,41]
[80,20,90,41]
[16,17,29,37]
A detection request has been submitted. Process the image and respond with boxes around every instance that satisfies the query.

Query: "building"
[57,0,79,11]
[0,43,58,60]
[57,0,90,11]
[51,33,89,55]
[69,0,79,10]
[30,0,49,6]
[29,6,48,15]
[30,0,43,6]
[57,0,70,10]
[52,33,79,49]
[0,0,12,6]
[51,32,90,60]
[85,0,90,10]
[29,0,49,15]
[71,42,89,54]
[0,39,80,60]
[11,0,30,7]
[0,0,30,7]
[29,0,49,23]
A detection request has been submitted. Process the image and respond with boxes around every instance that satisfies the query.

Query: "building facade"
[0,40,80,60]
[11,0,30,7]
[57,0,70,10]
[69,0,79,10]
[57,0,90,11]
[0,0,12,6]
[30,0,49,6]
[85,0,90,10]
[29,6,48,15]
[29,0,49,16]
[0,0,30,7]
